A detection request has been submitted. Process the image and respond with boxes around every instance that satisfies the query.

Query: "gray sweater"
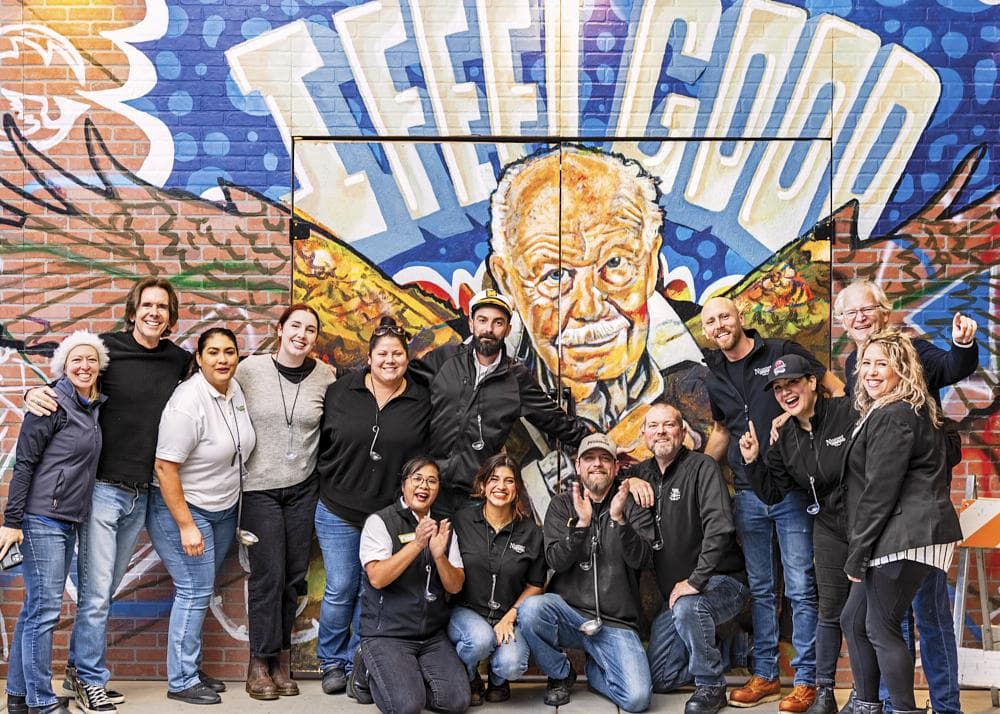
[237,354,336,491]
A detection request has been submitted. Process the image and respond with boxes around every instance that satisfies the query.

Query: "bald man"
[700,297,842,713]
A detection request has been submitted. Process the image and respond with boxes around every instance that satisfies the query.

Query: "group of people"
[0,274,979,714]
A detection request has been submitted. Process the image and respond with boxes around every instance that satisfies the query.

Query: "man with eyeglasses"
[623,400,747,714]
[409,289,592,515]
[835,279,978,714]
[700,297,843,713]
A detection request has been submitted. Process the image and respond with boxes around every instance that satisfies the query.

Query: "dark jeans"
[813,512,850,687]
[360,632,470,714]
[242,476,319,657]
[841,560,933,711]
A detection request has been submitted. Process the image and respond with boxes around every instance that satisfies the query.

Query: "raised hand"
[952,312,978,345]
[739,422,760,464]
[571,480,593,528]
[609,481,631,524]
[429,518,451,559]
[415,515,438,548]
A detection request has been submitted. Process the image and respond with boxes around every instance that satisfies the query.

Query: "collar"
[194,370,236,402]
[54,376,108,407]
[642,446,690,482]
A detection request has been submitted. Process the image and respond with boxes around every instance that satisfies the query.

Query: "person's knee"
[491,644,528,682]
[615,686,652,713]
[515,593,549,629]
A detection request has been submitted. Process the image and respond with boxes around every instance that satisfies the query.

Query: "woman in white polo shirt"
[148,327,257,706]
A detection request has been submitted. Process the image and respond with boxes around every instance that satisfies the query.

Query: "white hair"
[833,279,892,320]
[51,331,111,378]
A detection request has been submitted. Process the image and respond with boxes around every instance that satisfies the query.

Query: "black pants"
[241,475,319,657]
[813,510,851,687]
[841,560,933,710]
[361,632,470,714]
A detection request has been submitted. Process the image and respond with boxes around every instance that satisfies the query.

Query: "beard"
[472,333,502,357]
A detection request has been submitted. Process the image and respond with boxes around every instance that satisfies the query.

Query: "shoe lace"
[83,684,113,707]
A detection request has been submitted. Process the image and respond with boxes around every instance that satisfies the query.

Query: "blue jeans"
[880,569,960,714]
[314,501,362,673]
[733,489,818,685]
[648,575,750,690]
[147,489,236,692]
[69,482,148,686]
[5,514,76,708]
[518,593,651,712]
[447,606,531,684]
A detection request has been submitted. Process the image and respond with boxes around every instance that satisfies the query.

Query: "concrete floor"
[3,681,998,713]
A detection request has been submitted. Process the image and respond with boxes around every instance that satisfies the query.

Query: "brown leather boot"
[245,655,278,700]
[270,650,299,696]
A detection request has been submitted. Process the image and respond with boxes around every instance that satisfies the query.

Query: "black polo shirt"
[451,506,545,623]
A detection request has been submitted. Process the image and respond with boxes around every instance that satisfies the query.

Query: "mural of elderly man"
[488,146,704,461]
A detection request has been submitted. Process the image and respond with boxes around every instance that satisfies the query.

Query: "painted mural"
[1,0,997,680]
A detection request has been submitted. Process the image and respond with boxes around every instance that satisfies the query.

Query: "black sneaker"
[485,679,510,703]
[167,682,222,705]
[469,674,485,707]
[321,667,347,695]
[197,670,227,693]
[75,683,117,714]
[543,665,576,707]
[685,685,729,714]
[63,667,125,704]
[346,650,374,705]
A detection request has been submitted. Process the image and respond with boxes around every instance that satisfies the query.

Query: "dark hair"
[400,456,439,483]
[278,303,320,331]
[197,327,239,355]
[470,454,533,521]
[369,316,410,355]
[125,277,179,337]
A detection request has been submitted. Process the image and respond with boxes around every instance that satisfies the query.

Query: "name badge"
[398,532,416,544]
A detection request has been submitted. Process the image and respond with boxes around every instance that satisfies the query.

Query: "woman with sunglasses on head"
[739,353,857,714]
[838,331,961,714]
[353,456,469,714]
[313,316,431,696]
[148,327,256,705]
[447,455,544,705]
[234,304,336,699]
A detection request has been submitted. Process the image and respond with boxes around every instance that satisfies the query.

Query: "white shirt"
[359,498,463,568]
[474,351,502,387]
[155,371,256,512]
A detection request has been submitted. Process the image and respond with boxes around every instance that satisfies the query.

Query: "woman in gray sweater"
[235,304,336,699]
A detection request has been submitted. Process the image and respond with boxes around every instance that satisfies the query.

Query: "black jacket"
[745,394,856,530]
[843,402,963,579]
[704,330,826,489]
[628,449,745,598]
[4,378,107,528]
[409,341,591,493]
[543,486,654,632]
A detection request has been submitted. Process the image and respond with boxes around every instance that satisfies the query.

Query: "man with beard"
[700,297,841,713]
[409,289,592,514]
[625,401,748,714]
[518,433,654,712]
[835,279,978,714]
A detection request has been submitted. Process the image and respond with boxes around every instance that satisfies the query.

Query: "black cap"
[764,354,817,390]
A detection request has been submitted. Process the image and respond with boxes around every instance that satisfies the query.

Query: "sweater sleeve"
[915,338,978,394]
[688,459,739,591]
[3,410,64,528]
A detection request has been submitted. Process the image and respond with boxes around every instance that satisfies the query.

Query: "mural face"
[2,0,997,681]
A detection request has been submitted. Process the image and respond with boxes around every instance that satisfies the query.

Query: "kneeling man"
[519,433,654,712]
[629,401,749,714]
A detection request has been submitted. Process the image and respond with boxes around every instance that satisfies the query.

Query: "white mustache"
[558,315,629,346]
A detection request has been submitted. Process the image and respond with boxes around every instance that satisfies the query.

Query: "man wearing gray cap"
[409,289,592,514]
[518,433,654,712]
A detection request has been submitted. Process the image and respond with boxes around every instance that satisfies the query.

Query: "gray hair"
[833,279,892,321]
[51,331,111,378]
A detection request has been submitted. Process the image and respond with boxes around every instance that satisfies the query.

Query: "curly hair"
[853,330,941,427]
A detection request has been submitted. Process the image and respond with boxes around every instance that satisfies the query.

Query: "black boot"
[685,685,729,714]
[839,689,856,714]
[854,699,884,714]
[805,687,838,714]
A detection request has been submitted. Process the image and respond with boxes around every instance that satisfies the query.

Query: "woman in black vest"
[353,456,470,714]
[448,455,544,705]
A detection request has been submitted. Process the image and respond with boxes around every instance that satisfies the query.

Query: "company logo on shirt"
[826,435,847,447]
[669,488,681,502]
[754,366,772,377]
[510,542,525,554]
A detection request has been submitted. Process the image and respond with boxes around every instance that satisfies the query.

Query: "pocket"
[51,469,66,509]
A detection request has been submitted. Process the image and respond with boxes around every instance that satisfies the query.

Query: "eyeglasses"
[408,475,440,488]
[840,305,881,321]
[373,324,410,340]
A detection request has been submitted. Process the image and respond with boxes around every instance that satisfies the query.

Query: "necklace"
[367,373,404,461]
[274,358,303,460]
[367,373,404,409]
[213,396,242,470]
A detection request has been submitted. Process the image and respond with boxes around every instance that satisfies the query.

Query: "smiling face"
[482,465,517,511]
[368,335,408,387]
[469,306,511,358]
[575,448,618,500]
[700,297,747,353]
[402,463,440,515]
[771,375,818,421]
[65,345,101,397]
[196,333,238,393]
[839,284,890,347]
[860,342,901,400]
[643,403,685,465]
[277,309,319,364]
[132,286,172,347]
[490,151,661,388]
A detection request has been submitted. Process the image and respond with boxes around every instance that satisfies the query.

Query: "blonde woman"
[840,331,962,714]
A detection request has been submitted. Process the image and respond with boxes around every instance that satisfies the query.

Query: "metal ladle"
[236,454,258,547]
[578,536,602,636]
[471,414,485,451]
